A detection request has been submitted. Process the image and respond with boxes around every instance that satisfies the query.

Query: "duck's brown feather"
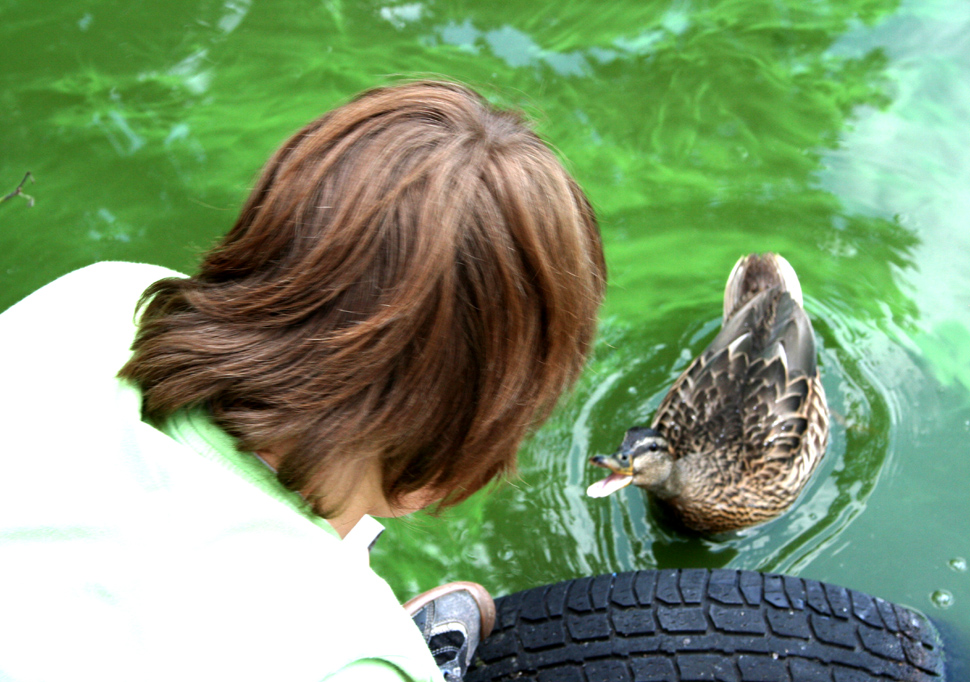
[649,256,829,533]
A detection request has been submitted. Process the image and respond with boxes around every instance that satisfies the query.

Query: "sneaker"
[403,581,496,681]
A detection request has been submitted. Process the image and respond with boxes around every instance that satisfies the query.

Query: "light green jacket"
[0,262,443,682]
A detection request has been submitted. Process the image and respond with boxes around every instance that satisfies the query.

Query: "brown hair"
[119,80,606,516]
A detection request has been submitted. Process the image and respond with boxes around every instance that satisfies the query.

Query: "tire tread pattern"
[467,569,944,682]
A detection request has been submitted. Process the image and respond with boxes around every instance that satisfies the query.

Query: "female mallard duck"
[587,253,829,533]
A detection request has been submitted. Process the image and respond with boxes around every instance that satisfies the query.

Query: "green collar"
[161,407,341,540]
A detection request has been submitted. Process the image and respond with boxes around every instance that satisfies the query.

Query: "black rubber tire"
[467,569,944,682]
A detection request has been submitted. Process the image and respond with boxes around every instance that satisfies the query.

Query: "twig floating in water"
[1,172,36,208]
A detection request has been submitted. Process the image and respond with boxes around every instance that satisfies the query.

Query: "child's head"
[121,80,606,516]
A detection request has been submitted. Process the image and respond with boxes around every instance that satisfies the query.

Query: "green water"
[3,0,969,658]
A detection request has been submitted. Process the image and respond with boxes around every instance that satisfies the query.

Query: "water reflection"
[218,0,252,34]
[819,0,970,393]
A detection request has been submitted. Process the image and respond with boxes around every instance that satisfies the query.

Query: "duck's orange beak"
[586,454,633,498]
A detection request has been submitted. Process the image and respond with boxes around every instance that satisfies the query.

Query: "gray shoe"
[404,582,496,681]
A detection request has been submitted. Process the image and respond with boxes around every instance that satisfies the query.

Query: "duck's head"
[586,427,674,498]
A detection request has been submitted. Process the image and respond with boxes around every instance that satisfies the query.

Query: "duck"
[587,253,829,533]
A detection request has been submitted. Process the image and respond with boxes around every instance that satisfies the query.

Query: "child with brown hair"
[0,80,605,681]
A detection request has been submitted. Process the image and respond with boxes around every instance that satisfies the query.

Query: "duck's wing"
[651,340,744,463]
[711,288,815,375]
[735,307,829,492]
[652,289,827,478]
[740,357,829,491]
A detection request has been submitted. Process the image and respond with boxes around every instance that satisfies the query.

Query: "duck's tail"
[723,253,803,321]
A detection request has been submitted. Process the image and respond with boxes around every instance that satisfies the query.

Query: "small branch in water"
[1,172,36,207]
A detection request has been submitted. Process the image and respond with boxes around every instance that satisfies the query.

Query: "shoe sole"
[403,580,496,639]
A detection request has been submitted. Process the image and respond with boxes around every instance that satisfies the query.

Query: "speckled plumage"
[654,253,828,532]
[592,253,829,533]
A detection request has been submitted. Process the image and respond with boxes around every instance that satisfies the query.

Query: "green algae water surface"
[2,0,969,661]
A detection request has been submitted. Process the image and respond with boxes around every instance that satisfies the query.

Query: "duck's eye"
[648,442,660,452]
